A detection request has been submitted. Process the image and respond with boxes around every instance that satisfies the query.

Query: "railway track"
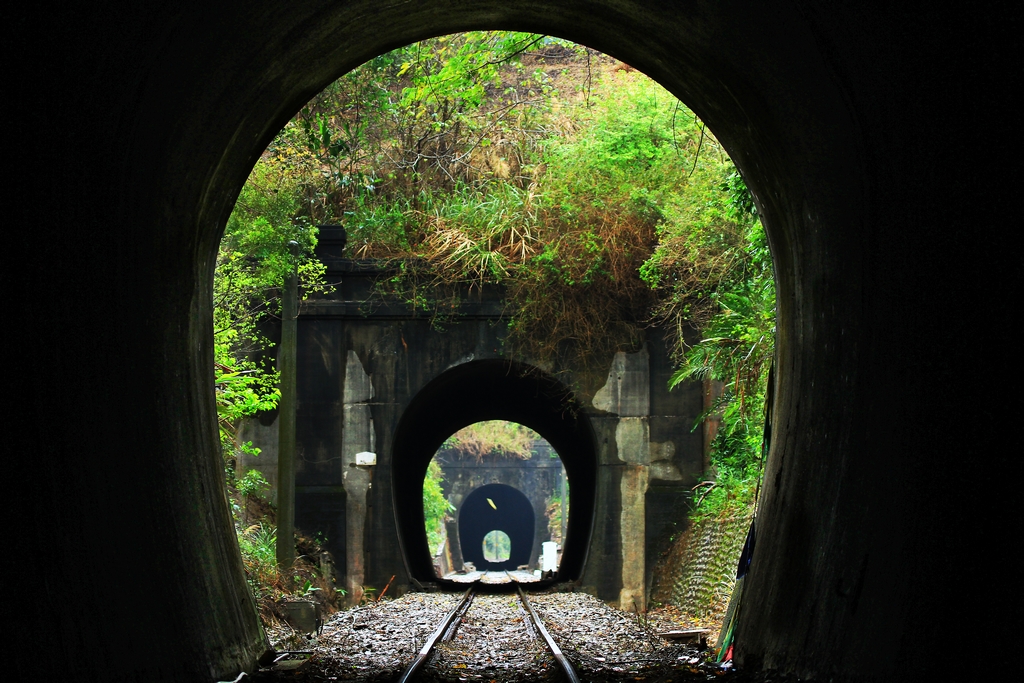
[397,575,580,683]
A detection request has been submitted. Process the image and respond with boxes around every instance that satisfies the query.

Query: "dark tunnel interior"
[8,2,1013,681]
[392,359,596,585]
[458,484,535,571]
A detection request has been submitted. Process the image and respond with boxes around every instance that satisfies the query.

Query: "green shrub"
[237,523,278,597]
[423,460,453,555]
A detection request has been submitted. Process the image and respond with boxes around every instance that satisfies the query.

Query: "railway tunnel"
[458,484,535,572]
[9,2,1014,682]
[427,423,566,579]
[392,359,597,586]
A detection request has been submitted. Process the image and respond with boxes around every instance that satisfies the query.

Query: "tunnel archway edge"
[391,359,596,584]
[459,483,536,572]
[9,1,1015,681]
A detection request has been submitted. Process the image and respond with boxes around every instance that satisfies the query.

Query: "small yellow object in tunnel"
[487,498,497,510]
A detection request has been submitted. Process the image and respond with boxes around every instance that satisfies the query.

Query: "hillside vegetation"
[217,32,774,601]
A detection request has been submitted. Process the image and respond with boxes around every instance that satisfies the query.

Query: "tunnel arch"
[393,359,596,585]
[459,484,535,571]
[15,2,1009,682]
[114,4,869,675]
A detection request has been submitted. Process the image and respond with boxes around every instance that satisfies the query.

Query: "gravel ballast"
[254,590,733,682]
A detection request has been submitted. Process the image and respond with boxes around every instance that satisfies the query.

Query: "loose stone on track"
[528,592,706,680]
[275,590,718,682]
[306,592,461,681]
[419,593,558,683]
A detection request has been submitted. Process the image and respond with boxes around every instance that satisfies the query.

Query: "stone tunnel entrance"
[426,420,568,581]
[459,484,534,572]
[239,249,700,604]
[392,359,597,588]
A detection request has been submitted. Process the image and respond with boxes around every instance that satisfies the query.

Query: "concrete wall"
[239,257,705,607]
[581,342,706,608]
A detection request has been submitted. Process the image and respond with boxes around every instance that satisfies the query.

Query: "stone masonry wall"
[650,508,753,617]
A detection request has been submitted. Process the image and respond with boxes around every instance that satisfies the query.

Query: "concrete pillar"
[616,417,650,610]
[342,350,374,604]
[593,348,651,610]
[444,516,464,572]
[529,487,548,570]
[277,243,299,571]
[619,464,649,609]
[560,464,567,546]
[443,488,465,573]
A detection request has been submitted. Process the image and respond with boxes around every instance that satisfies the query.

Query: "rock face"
[7,1,1013,681]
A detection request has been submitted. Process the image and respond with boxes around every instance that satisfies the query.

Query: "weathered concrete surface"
[618,464,648,609]
[341,350,373,604]
[593,349,650,416]
[235,257,703,609]
[8,1,1013,680]
[575,345,702,610]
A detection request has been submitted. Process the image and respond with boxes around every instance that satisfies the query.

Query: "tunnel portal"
[16,1,1011,680]
[238,256,704,602]
[391,359,600,586]
[458,484,535,571]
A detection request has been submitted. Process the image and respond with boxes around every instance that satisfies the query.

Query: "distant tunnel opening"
[425,419,569,580]
[392,359,596,586]
[460,484,534,571]
[482,530,511,563]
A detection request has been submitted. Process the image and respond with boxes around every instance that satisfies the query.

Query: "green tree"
[215,158,328,483]
[229,35,776,523]
[443,420,539,460]
[645,171,775,520]
[270,31,556,228]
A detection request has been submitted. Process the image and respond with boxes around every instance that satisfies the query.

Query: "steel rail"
[515,584,581,683]
[397,587,475,683]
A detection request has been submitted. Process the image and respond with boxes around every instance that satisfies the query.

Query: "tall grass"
[237,522,278,597]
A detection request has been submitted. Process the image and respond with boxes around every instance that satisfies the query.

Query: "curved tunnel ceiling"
[392,359,596,584]
[12,1,1008,681]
